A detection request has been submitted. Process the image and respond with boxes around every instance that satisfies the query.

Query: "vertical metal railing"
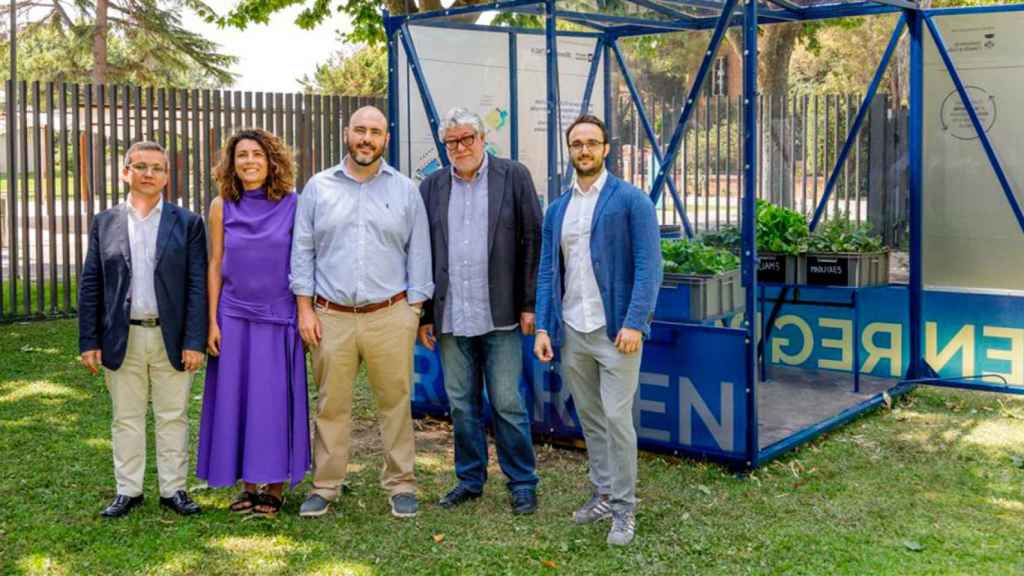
[0,82,384,321]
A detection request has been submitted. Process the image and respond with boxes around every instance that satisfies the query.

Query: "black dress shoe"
[438,485,482,509]
[101,494,144,518]
[510,490,538,515]
[159,490,202,516]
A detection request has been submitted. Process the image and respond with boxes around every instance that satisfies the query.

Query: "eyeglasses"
[568,140,606,153]
[443,134,477,151]
[128,162,167,175]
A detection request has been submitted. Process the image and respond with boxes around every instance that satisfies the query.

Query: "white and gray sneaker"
[607,510,636,546]
[573,492,612,524]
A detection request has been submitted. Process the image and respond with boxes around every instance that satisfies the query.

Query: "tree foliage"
[299,42,387,95]
[4,0,237,87]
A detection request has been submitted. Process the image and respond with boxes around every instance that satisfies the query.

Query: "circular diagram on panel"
[940,85,997,140]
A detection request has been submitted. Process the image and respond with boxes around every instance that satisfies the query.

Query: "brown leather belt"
[315,292,406,314]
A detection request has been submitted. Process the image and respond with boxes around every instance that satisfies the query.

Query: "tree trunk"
[93,0,108,86]
[758,24,800,208]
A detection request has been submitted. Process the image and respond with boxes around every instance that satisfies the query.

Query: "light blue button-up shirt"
[444,155,493,336]
[289,158,434,306]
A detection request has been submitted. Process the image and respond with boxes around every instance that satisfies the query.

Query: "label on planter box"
[806,255,850,285]
[758,254,788,284]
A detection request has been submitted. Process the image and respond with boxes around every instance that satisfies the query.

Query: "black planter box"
[757,253,798,284]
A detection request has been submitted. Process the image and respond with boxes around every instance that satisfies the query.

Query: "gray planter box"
[799,250,890,287]
[656,268,745,322]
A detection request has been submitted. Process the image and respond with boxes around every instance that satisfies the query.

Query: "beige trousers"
[105,325,193,498]
[310,299,420,499]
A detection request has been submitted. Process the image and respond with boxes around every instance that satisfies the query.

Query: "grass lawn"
[2,319,1024,575]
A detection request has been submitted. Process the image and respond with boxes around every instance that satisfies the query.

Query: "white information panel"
[923,11,1024,292]
[398,26,603,209]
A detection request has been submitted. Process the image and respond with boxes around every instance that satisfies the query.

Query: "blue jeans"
[439,330,538,494]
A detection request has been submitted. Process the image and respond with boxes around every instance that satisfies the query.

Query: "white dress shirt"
[125,196,162,319]
[560,169,608,334]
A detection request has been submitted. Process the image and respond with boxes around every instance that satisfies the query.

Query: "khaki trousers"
[105,325,193,498]
[310,299,420,499]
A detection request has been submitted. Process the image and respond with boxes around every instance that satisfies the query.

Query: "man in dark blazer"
[418,108,543,514]
[78,141,208,518]
[534,115,662,546]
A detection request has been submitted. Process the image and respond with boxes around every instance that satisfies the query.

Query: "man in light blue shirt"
[290,106,433,519]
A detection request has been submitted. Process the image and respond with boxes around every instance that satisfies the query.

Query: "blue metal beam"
[603,39,614,170]
[385,11,401,168]
[924,15,1024,234]
[556,9,692,29]
[764,0,806,13]
[648,0,737,206]
[545,0,560,204]
[410,20,601,38]
[509,32,519,161]
[562,38,605,186]
[610,40,695,237]
[624,0,697,21]
[873,0,918,10]
[809,14,906,231]
[907,8,924,380]
[398,24,450,167]
[741,0,759,468]
[400,0,544,23]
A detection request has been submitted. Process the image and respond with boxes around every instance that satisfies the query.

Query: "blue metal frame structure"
[384,0,1024,468]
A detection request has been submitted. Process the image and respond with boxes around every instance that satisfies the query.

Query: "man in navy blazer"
[78,141,208,518]
[534,115,661,546]
[418,108,543,514]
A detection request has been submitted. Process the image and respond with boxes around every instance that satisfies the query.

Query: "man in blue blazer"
[534,115,661,546]
[78,141,208,518]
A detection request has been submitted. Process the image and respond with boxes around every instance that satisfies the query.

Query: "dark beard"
[348,143,384,166]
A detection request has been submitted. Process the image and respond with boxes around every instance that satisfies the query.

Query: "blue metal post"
[510,31,519,161]
[742,0,759,466]
[545,0,560,204]
[648,0,738,207]
[809,15,906,231]
[385,11,401,167]
[610,41,694,237]
[562,38,604,186]
[924,15,1024,233]
[398,24,450,167]
[907,8,924,379]
[603,39,613,170]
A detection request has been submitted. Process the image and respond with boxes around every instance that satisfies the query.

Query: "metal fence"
[611,92,909,245]
[0,80,383,321]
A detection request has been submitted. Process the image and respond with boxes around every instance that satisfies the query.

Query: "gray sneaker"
[390,492,418,518]
[299,494,331,518]
[607,510,636,546]
[573,492,612,524]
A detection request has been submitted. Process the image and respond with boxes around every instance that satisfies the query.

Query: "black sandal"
[229,491,259,514]
[254,493,283,517]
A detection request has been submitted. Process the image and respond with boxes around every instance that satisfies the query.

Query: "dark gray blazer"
[419,154,543,334]
[78,202,208,371]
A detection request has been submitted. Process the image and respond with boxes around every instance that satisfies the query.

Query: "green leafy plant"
[698,226,742,254]
[755,199,809,255]
[661,239,740,276]
[806,217,884,253]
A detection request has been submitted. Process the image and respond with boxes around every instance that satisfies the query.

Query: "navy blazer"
[78,201,208,371]
[419,155,543,334]
[535,174,662,346]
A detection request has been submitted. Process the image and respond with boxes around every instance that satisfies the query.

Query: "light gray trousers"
[561,324,642,512]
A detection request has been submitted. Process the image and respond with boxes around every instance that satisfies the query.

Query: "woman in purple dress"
[197,128,310,515]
